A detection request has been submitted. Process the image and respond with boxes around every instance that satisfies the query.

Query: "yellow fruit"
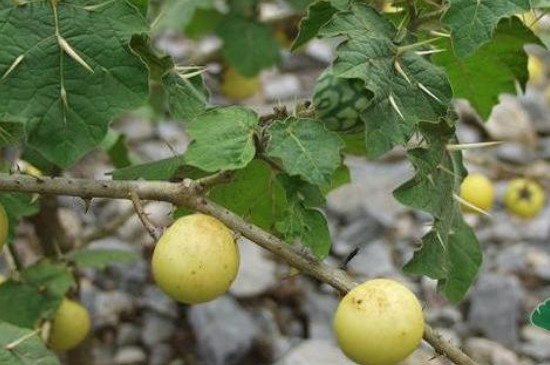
[504,178,546,218]
[528,54,545,86]
[334,279,424,365]
[220,66,260,100]
[0,202,8,251]
[152,214,239,304]
[49,298,91,351]
[460,173,495,214]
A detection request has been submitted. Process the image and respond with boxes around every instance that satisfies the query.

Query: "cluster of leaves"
[0,5,547,360]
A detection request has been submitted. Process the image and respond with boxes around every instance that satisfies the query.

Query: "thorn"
[415,49,445,56]
[394,60,411,85]
[397,38,441,54]
[453,193,491,217]
[427,173,435,187]
[388,93,405,120]
[60,86,68,108]
[446,141,503,151]
[83,0,115,11]
[436,164,461,179]
[436,232,445,248]
[418,83,442,103]
[340,247,360,270]
[58,37,94,73]
[2,55,24,80]
[82,198,92,213]
[430,30,451,38]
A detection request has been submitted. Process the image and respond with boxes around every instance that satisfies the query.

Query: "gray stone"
[116,323,141,346]
[327,158,412,227]
[303,282,339,341]
[95,290,135,327]
[345,239,395,280]
[114,346,147,365]
[464,337,520,365]
[149,343,174,365]
[229,239,278,298]
[519,325,550,361]
[142,312,176,348]
[275,340,355,365]
[467,274,524,345]
[189,296,259,365]
[139,285,179,318]
[424,306,463,328]
[115,116,155,141]
[496,143,537,165]
[263,74,302,101]
[331,219,383,257]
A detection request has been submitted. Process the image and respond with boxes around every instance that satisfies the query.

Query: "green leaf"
[319,3,452,157]
[442,0,530,58]
[394,121,482,303]
[112,156,185,180]
[292,0,339,51]
[0,261,75,328]
[164,72,210,122]
[266,117,344,186]
[128,0,148,16]
[0,115,25,148]
[152,0,215,32]
[285,0,316,11]
[276,175,331,258]
[0,321,60,365]
[216,15,281,77]
[228,0,260,17]
[0,0,149,167]
[101,129,137,169]
[130,34,210,121]
[21,260,76,298]
[434,18,540,119]
[68,249,140,269]
[185,106,258,172]
[531,299,550,331]
[185,8,224,39]
[210,160,287,231]
[0,193,40,244]
[0,281,62,328]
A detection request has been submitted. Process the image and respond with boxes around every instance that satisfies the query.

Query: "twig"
[5,244,23,272]
[0,173,479,365]
[129,189,160,242]
[81,203,145,244]
[195,171,235,191]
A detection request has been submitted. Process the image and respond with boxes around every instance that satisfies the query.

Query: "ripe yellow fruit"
[220,66,260,100]
[504,178,546,218]
[0,201,8,251]
[49,298,91,351]
[152,214,239,304]
[460,173,495,214]
[334,279,424,365]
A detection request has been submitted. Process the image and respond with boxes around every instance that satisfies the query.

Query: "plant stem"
[0,173,479,365]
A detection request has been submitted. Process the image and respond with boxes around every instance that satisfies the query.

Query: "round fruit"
[0,201,8,251]
[49,298,91,351]
[313,68,371,132]
[152,214,239,304]
[460,173,495,213]
[334,279,424,365]
[220,65,260,100]
[504,178,546,218]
